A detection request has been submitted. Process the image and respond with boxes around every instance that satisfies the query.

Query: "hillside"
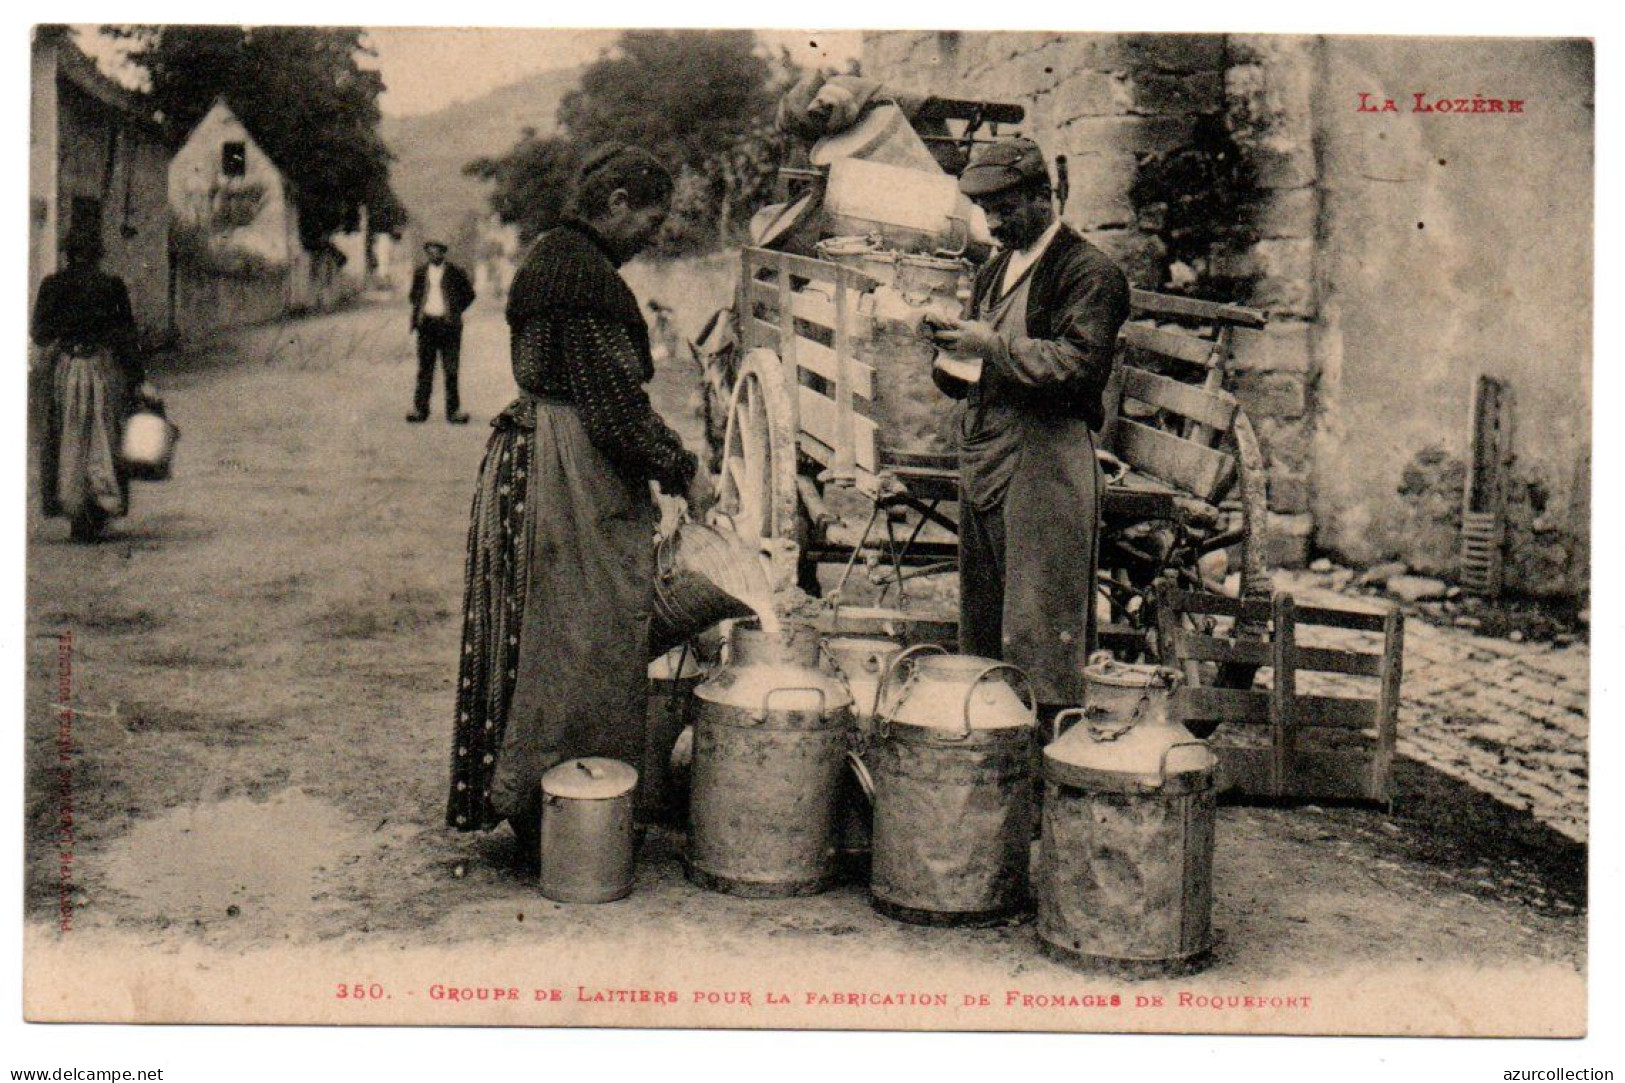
[381,65,583,246]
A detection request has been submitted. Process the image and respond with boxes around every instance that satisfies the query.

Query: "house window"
[221,141,247,178]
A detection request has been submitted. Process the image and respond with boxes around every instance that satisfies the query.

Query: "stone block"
[1230,320,1313,375]
[1226,51,1316,137]
[1054,149,1138,229]
[1051,69,1135,120]
[1253,416,1312,471]
[962,33,1068,87]
[1251,275,1317,319]
[1250,187,1319,238]
[1059,114,1198,157]
[1264,512,1315,568]
[1079,229,1165,288]
[863,32,940,79]
[1226,34,1319,68]
[1125,34,1227,75]
[1268,471,1313,514]
[1248,238,1316,316]
[1131,71,1225,116]
[1246,141,1318,191]
[1235,371,1307,420]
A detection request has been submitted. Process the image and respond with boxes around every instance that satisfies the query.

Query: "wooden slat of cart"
[798,388,879,474]
[1117,366,1239,433]
[1121,322,1221,367]
[1109,419,1236,503]
[793,339,875,401]
[1129,288,1268,329]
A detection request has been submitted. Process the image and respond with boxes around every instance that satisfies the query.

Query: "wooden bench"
[1154,583,1404,808]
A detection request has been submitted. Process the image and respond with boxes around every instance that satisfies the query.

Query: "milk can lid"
[542,758,638,801]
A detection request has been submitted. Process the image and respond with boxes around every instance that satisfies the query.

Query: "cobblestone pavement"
[1274,572,1588,843]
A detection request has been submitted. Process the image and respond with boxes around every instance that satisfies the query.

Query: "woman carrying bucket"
[446,145,714,867]
[30,228,158,543]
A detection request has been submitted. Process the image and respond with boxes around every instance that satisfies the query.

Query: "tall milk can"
[540,758,639,903]
[821,633,907,873]
[688,620,854,896]
[1037,656,1216,975]
[870,648,1037,925]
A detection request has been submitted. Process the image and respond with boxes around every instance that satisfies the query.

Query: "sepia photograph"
[11,10,1604,1064]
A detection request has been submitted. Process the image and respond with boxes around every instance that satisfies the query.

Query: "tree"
[559,30,795,250]
[462,128,579,245]
[466,31,800,253]
[105,25,407,247]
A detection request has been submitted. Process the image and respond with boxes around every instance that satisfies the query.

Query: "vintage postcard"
[19,23,1592,1041]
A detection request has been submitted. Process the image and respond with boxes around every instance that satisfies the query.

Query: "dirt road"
[23,296,1586,1032]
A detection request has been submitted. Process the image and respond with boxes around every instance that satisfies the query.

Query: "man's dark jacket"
[409,261,476,329]
[959,226,1129,432]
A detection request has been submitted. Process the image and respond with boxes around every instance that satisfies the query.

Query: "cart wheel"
[715,349,800,589]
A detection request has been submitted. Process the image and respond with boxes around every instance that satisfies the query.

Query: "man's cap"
[423,240,449,252]
[958,138,1050,197]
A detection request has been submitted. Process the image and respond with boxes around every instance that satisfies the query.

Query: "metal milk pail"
[540,758,639,903]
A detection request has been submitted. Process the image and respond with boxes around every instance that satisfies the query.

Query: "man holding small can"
[927,137,1131,723]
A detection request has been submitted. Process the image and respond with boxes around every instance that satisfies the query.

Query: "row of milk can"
[541,622,1217,973]
[614,618,1217,975]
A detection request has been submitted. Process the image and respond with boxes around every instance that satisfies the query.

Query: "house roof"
[179,97,298,191]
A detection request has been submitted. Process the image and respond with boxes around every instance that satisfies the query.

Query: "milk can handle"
[757,685,827,723]
[1157,740,1211,785]
[955,663,1037,742]
[935,216,970,259]
[576,761,603,781]
[1050,707,1088,744]
[873,643,948,738]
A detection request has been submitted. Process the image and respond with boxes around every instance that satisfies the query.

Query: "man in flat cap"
[408,240,476,423]
[927,137,1131,725]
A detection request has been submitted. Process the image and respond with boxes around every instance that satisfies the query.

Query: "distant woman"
[447,145,712,862]
[30,231,152,542]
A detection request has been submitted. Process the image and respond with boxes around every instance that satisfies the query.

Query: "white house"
[168,98,314,331]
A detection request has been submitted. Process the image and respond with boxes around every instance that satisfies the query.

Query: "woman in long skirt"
[30,231,151,543]
[447,145,712,863]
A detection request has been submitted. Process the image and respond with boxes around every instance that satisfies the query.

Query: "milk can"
[869,647,1037,925]
[688,619,854,896]
[642,644,707,823]
[540,758,639,903]
[820,634,906,874]
[821,635,907,732]
[1037,656,1217,976]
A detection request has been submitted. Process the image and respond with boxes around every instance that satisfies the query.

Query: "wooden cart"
[709,243,1273,663]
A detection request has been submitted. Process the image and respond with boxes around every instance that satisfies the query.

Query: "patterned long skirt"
[447,413,534,831]
[447,400,656,831]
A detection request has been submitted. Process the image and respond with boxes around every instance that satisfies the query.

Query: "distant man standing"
[927,137,1130,720]
[408,240,476,424]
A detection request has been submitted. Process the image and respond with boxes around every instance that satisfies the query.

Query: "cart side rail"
[739,247,885,486]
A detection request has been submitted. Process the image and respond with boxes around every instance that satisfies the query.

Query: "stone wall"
[861,32,1593,593]
[1311,38,1592,597]
[863,31,1321,565]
